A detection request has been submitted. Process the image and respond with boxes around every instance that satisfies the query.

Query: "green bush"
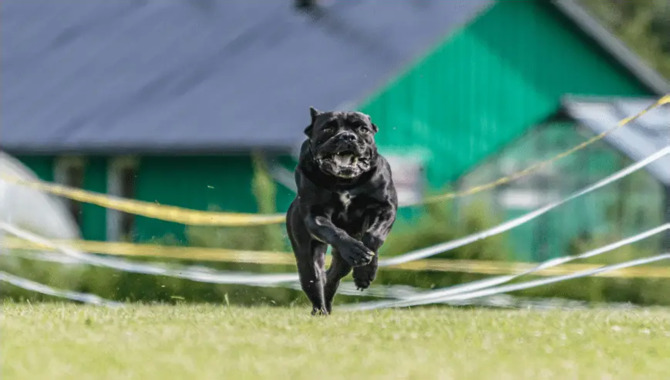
[185,152,288,252]
[580,0,670,78]
[375,199,511,290]
[0,221,90,301]
[514,233,670,305]
[0,252,88,301]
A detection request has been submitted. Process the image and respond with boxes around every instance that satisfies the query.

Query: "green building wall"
[134,155,295,243]
[362,0,650,189]
[133,156,258,243]
[17,155,107,241]
[17,154,293,243]
[16,156,54,182]
[81,157,107,241]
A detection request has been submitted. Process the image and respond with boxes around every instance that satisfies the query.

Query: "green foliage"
[0,253,87,301]
[516,233,670,305]
[579,0,670,79]
[375,199,511,290]
[383,200,509,261]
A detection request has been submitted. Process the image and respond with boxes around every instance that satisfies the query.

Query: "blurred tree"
[579,0,670,79]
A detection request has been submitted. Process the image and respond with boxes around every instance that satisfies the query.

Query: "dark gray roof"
[1,0,491,154]
[562,97,670,185]
[552,0,670,96]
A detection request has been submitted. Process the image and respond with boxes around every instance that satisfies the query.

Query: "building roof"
[1,0,491,154]
[2,0,667,155]
[562,97,670,185]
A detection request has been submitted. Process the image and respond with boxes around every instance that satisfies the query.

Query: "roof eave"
[552,0,670,96]
[559,97,670,186]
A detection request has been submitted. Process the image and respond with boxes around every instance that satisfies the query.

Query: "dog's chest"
[339,191,353,210]
[334,191,358,222]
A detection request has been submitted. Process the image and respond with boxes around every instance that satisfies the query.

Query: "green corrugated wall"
[134,156,262,243]
[16,156,54,182]
[80,157,107,241]
[16,155,107,241]
[361,0,650,188]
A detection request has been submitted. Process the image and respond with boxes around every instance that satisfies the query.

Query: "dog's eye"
[322,122,338,133]
[357,125,371,134]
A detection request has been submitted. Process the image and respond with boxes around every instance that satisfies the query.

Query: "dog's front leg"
[361,205,396,252]
[353,205,396,290]
[304,213,375,267]
[295,244,328,316]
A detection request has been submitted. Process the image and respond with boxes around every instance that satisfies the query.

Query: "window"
[107,157,139,241]
[54,157,86,228]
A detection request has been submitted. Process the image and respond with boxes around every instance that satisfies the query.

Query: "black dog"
[286,107,398,315]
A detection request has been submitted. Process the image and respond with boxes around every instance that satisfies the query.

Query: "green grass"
[2,303,670,380]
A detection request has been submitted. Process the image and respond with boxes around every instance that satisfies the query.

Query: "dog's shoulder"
[368,154,394,188]
[369,154,398,204]
[294,146,334,206]
[297,140,311,162]
[375,154,393,177]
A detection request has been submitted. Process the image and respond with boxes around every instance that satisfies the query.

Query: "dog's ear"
[363,113,378,134]
[305,107,322,137]
[310,106,321,121]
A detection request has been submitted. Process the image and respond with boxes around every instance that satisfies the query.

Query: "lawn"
[2,303,670,380]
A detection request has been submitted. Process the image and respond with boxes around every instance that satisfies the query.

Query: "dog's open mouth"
[328,151,359,168]
[317,150,368,178]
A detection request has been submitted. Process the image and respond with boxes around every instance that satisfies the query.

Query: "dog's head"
[304,107,379,179]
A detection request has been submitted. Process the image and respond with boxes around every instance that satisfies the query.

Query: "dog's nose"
[339,132,357,142]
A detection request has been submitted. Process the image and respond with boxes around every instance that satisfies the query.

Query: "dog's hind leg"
[324,249,352,314]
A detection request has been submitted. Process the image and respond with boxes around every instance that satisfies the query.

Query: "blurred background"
[1,0,669,307]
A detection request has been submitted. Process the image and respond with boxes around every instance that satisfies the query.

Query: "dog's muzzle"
[315,136,373,179]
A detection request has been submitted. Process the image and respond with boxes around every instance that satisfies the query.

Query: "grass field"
[2,303,670,380]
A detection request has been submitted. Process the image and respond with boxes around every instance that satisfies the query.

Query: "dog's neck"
[299,140,378,190]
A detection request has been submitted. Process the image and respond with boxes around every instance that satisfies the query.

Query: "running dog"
[286,107,397,315]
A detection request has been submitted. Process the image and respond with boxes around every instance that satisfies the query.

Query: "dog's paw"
[311,307,329,316]
[353,265,377,291]
[338,240,374,267]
